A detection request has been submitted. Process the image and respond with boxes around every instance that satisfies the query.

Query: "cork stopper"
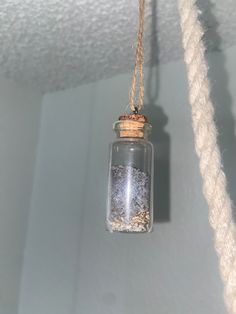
[117,114,148,138]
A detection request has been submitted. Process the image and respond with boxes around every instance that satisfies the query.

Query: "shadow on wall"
[143,0,171,223]
[198,0,236,221]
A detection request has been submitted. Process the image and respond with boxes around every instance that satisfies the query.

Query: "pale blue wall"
[0,78,42,314]
[19,45,236,314]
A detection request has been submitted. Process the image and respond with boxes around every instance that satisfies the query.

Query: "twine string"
[129,0,145,113]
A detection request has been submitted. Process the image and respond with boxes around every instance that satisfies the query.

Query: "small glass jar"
[106,114,154,233]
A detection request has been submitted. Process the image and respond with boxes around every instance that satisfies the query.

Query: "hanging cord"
[178,0,236,312]
[129,0,145,113]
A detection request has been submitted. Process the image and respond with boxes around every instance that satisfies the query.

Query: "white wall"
[19,45,236,314]
[0,78,42,314]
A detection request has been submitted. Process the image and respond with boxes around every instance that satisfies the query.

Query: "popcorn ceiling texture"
[0,0,235,92]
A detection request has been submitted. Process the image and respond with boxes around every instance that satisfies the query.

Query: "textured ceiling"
[0,0,235,92]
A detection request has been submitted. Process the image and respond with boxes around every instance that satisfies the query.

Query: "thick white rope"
[177,0,236,312]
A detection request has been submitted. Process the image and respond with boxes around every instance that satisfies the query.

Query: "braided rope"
[129,0,145,112]
[178,0,236,312]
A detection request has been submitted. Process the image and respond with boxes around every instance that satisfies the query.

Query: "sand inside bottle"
[107,165,151,232]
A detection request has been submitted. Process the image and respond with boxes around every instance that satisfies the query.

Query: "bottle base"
[106,220,153,233]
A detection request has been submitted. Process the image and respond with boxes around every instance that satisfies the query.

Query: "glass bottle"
[106,114,154,233]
